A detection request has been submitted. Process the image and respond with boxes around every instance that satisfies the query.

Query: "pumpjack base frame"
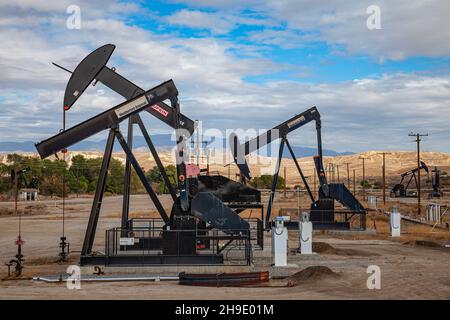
[80,254,224,266]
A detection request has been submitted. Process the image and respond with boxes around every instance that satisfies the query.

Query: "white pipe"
[33,275,179,282]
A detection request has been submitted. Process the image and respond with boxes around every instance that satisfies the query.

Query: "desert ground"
[0,191,449,300]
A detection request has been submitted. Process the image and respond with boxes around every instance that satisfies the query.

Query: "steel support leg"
[265,138,285,228]
[171,97,189,212]
[121,117,134,230]
[81,129,116,255]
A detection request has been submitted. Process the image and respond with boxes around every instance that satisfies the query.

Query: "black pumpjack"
[391,161,429,198]
[36,44,257,266]
[230,107,366,230]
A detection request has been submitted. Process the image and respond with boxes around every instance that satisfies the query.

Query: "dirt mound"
[403,240,442,248]
[286,266,339,286]
[313,242,339,254]
[313,242,377,256]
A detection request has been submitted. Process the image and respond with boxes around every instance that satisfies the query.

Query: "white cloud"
[166,9,275,35]
[168,0,259,10]
[247,29,319,49]
[297,1,450,60]
[0,0,139,17]
[0,0,449,154]
[167,10,235,34]
[182,73,450,152]
[175,0,450,61]
[0,2,282,142]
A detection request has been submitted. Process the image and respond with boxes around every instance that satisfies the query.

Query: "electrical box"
[298,212,313,254]
[163,215,196,255]
[272,216,289,266]
[390,208,401,237]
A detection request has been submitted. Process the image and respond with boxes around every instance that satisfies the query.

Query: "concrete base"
[80,265,252,276]
[271,263,299,268]
[316,228,377,236]
[295,251,318,256]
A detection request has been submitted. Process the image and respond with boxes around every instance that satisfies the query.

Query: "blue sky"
[124,1,450,83]
[0,0,449,153]
[129,1,449,83]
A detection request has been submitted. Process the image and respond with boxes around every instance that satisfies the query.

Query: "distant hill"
[0,134,353,158]
[2,147,449,187]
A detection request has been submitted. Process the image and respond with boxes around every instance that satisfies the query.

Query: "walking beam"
[35,79,179,159]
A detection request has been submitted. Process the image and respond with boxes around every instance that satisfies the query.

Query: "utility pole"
[205,148,210,175]
[330,163,334,183]
[313,171,317,198]
[375,152,391,206]
[345,162,350,187]
[10,167,30,277]
[409,133,428,215]
[283,166,287,198]
[381,152,391,206]
[329,163,335,183]
[13,168,22,276]
[330,163,336,183]
[382,153,386,206]
[336,164,340,183]
[359,156,368,201]
[353,169,356,195]
[195,119,200,165]
[59,101,69,261]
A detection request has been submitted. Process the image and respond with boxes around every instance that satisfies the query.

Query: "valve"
[59,236,70,262]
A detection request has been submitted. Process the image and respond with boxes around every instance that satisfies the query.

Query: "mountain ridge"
[0,134,354,158]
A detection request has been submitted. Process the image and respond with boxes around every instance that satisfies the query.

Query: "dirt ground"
[0,194,449,300]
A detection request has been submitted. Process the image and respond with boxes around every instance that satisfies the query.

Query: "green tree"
[105,158,125,194]
[372,181,381,189]
[251,174,285,189]
[145,165,177,194]
[85,158,103,184]
[146,166,162,183]
[0,163,12,193]
[130,170,143,193]
[78,176,89,194]
[158,165,177,194]
[360,179,372,189]
[40,175,67,197]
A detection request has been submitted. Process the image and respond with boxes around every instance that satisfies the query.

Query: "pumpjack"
[230,106,366,230]
[36,44,262,266]
[390,161,429,198]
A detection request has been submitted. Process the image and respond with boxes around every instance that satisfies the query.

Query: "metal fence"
[105,219,254,265]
